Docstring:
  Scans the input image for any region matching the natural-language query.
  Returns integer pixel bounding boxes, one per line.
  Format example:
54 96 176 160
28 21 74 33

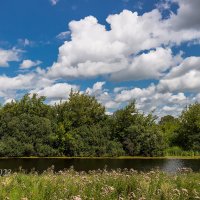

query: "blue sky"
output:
0 0 200 117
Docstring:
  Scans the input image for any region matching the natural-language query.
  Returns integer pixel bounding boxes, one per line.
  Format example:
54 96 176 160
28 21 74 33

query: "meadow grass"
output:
0 167 200 200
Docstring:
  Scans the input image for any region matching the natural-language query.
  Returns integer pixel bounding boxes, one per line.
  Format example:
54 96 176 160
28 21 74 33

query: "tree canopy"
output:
0 92 199 157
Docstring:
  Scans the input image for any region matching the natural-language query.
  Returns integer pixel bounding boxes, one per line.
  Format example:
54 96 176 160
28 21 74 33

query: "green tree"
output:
53 91 108 155
111 101 165 156
63 124 124 157
159 115 179 147
67 90 106 127
0 94 58 156
176 103 200 151
111 101 138 142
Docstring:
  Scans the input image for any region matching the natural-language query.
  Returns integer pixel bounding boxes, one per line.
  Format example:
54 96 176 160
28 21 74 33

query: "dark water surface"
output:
0 158 200 173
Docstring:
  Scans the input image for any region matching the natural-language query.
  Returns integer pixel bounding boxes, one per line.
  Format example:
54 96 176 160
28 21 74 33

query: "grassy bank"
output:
164 147 200 157
0 168 200 200
1 155 200 159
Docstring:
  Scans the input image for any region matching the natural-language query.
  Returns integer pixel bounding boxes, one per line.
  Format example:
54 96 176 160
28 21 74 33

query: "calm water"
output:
0 158 200 173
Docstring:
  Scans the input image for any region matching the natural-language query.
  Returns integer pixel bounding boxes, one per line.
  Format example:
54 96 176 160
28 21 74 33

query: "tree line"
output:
0 91 199 157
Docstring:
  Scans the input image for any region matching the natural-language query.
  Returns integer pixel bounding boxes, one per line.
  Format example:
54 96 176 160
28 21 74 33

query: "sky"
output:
0 0 200 117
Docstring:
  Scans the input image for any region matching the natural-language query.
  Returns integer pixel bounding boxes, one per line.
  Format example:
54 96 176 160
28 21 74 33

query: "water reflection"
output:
0 158 199 173
162 159 183 172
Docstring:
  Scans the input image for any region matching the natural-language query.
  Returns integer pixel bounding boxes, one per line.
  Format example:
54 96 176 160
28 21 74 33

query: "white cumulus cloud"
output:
0 48 21 67
20 59 42 69
158 57 200 92
31 83 79 100
48 4 200 81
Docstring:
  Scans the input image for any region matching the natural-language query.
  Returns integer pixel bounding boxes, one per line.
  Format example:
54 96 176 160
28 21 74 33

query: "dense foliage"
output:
0 91 199 157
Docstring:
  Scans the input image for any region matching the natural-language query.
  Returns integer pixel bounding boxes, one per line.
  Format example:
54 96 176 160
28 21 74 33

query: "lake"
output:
0 158 200 173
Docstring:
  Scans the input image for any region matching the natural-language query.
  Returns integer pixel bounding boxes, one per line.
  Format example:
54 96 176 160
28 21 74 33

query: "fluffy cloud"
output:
0 74 35 91
20 60 42 69
113 87 127 93
42 3 200 116
170 0 200 30
47 3 200 80
115 84 188 117
0 72 53 102
0 48 20 67
86 82 106 95
158 57 200 92
111 48 182 81
84 82 192 117
86 82 120 109
115 85 156 103
1 1 200 118
31 83 79 100
0 74 36 102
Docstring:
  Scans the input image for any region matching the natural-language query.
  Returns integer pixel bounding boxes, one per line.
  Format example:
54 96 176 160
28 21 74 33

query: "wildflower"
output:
181 188 188 195
101 185 115 195
1 177 11 187
181 188 188 193
138 197 146 200
193 189 199 196
128 192 136 199
178 168 192 173
149 170 156 175
173 188 180 196
155 189 161 195
72 195 82 200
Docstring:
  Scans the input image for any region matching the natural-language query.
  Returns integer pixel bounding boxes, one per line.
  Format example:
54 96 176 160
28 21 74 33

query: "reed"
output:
164 146 200 157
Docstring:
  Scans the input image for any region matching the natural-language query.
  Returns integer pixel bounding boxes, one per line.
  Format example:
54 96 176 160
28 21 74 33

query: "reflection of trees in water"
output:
0 158 199 173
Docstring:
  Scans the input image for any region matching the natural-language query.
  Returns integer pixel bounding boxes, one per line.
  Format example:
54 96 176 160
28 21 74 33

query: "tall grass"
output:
164 146 200 157
0 167 200 200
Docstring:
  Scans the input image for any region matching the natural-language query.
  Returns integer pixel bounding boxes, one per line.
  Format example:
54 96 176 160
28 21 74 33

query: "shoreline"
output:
0 156 200 159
